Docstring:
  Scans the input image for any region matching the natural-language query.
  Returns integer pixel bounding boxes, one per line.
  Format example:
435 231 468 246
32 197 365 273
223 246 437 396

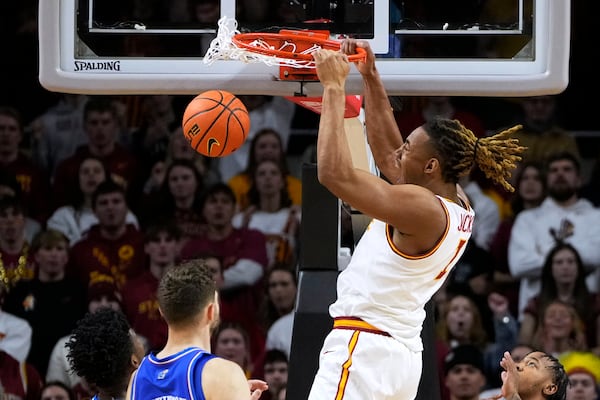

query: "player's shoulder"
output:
202 357 249 398
204 356 242 374
394 183 441 204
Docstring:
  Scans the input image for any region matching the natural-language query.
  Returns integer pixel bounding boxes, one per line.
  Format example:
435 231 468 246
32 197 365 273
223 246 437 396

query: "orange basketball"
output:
182 90 250 157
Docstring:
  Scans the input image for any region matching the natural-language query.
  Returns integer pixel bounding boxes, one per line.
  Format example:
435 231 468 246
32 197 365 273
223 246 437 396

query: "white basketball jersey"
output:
329 195 474 351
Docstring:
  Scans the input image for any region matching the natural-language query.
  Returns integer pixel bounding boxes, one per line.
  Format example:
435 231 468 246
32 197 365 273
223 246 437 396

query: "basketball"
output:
182 90 250 157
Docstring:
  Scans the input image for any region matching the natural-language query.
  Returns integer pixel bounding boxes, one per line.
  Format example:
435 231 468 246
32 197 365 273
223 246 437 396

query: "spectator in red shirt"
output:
0 106 50 223
52 98 139 210
0 196 36 289
68 179 145 289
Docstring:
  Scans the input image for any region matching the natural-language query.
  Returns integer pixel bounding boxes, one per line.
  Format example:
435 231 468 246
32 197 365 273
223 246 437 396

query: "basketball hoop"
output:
204 17 365 118
203 17 366 69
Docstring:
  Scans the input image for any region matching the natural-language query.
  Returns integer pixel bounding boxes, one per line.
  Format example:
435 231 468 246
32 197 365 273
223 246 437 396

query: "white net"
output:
203 17 320 68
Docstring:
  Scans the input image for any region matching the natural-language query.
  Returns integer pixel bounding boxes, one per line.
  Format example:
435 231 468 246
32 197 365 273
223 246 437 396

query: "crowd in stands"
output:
1 5 600 399
2 89 600 399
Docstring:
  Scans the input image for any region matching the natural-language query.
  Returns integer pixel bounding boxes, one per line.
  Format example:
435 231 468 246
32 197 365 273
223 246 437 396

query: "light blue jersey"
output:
130 347 217 400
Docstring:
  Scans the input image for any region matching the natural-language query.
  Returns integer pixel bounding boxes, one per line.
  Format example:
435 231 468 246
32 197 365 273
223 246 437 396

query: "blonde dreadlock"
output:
424 117 526 192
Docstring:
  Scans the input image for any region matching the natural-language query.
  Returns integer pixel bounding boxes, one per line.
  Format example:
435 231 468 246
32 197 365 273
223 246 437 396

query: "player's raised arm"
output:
341 39 404 183
313 50 440 238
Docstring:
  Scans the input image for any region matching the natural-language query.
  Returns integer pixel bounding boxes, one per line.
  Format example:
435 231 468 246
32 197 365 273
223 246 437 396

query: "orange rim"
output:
232 32 367 62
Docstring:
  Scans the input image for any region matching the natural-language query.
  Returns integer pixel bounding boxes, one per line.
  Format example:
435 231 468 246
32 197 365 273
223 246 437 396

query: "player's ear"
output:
131 354 141 368
542 383 558 396
424 158 439 174
206 301 216 322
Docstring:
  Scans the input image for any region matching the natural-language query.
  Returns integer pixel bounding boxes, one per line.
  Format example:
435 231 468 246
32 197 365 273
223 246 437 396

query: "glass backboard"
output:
39 0 570 96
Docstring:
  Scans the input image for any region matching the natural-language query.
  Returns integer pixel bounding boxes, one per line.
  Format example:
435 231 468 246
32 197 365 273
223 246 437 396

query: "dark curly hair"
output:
66 308 134 398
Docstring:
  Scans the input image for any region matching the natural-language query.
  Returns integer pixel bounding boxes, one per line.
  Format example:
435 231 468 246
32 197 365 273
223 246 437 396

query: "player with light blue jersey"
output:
129 347 216 400
67 308 146 400
126 260 266 400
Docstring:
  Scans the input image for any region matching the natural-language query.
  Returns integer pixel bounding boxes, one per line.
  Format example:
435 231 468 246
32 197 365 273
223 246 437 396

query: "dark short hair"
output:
83 97 119 121
143 219 182 243
0 106 23 132
87 274 122 306
92 179 127 209
0 195 26 216
157 259 217 326
264 349 288 365
200 182 236 209
444 344 485 375
546 151 581 174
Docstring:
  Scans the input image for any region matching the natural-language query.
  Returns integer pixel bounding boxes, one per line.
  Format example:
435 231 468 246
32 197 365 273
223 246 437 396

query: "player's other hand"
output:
340 39 376 77
248 379 268 400
499 351 520 400
313 49 350 89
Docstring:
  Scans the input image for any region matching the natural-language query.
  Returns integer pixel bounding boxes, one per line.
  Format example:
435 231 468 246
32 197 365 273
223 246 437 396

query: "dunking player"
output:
307 41 525 400
126 260 267 400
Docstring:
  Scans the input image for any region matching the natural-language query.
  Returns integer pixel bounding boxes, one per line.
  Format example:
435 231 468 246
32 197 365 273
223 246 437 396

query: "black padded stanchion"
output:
286 270 338 400
298 163 339 271
415 299 442 400
286 164 339 400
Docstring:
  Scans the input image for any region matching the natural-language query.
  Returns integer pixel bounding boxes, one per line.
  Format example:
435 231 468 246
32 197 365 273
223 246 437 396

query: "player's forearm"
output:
317 86 355 189
362 72 403 174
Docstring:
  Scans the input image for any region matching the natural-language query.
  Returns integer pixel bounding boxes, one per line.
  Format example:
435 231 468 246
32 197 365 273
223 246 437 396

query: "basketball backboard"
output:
39 0 570 96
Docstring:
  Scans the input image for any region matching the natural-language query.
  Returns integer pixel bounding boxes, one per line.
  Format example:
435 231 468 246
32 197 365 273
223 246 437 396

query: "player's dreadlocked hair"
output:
66 308 134 398
543 353 568 400
424 117 525 192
